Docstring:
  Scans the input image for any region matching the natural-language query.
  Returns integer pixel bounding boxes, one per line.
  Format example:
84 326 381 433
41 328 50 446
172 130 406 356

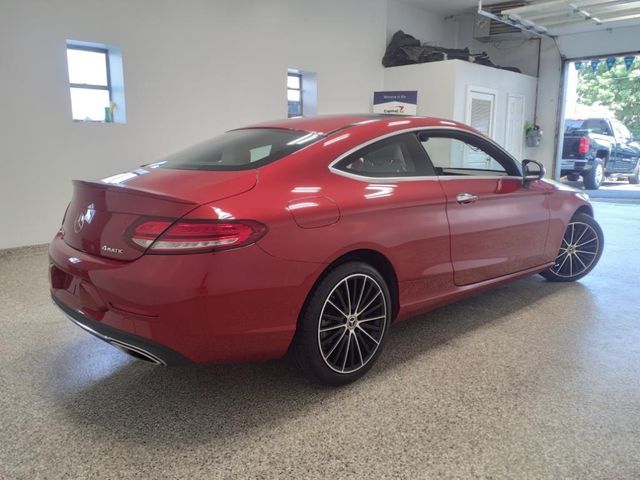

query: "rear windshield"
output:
153 128 322 171
580 119 612 135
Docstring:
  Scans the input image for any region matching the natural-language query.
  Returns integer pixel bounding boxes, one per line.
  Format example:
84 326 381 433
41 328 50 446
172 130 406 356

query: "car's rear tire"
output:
629 162 640 184
540 213 604 282
583 159 605 190
291 261 391 385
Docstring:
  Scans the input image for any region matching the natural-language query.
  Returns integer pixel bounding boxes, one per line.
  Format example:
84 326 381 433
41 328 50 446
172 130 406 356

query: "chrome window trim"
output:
328 126 522 183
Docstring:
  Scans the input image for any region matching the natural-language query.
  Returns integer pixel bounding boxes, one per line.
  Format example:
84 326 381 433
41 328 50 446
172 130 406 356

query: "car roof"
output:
243 114 471 136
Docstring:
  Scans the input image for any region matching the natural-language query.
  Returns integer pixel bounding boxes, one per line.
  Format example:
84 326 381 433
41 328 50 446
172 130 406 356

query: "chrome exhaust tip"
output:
109 339 167 366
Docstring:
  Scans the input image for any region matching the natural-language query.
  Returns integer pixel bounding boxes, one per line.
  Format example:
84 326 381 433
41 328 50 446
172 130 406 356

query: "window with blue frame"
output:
66 41 126 123
287 72 303 117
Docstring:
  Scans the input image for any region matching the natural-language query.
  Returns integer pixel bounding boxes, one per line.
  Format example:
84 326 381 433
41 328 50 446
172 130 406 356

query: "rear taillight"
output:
578 136 590 155
128 219 267 254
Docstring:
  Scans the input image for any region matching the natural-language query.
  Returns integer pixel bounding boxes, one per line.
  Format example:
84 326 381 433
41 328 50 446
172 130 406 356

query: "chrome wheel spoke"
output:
341 334 351 372
344 278 352 316
326 299 348 318
359 315 386 323
576 237 596 248
568 254 574 277
332 285 349 316
325 329 346 358
574 253 588 270
555 252 570 272
356 325 380 346
574 224 588 246
570 223 575 244
356 290 381 317
354 277 367 314
320 324 346 333
353 333 364 367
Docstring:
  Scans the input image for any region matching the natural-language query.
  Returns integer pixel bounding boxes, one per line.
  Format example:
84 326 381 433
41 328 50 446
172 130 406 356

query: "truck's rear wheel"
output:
629 162 639 185
583 159 604 190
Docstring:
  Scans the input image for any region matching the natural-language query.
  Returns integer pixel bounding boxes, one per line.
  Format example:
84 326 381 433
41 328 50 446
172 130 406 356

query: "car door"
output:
611 119 636 173
418 129 551 286
329 132 452 313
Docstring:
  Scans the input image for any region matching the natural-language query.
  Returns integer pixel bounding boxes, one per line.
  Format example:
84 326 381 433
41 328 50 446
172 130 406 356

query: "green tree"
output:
577 59 640 137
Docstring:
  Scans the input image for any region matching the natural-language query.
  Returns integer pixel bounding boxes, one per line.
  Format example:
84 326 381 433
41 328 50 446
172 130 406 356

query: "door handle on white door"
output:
456 193 478 204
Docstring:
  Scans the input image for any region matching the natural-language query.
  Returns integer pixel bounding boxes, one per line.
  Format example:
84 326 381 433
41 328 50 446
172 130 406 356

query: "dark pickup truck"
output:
561 117 640 189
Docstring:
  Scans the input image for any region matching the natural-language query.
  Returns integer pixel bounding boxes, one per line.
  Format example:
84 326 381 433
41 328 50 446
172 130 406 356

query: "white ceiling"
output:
401 0 503 15
402 0 640 35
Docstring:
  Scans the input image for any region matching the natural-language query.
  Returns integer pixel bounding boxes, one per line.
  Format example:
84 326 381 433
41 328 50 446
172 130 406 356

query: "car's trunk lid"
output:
61 168 257 261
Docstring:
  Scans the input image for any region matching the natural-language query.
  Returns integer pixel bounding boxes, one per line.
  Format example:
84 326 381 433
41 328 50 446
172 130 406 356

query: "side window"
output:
336 133 434 177
418 131 519 177
611 119 630 142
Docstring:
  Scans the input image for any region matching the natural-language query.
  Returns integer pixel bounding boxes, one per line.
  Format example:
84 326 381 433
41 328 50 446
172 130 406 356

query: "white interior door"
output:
505 94 525 160
464 87 497 170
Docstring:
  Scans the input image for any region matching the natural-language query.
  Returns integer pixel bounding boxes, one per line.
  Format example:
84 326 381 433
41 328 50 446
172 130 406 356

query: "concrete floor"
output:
1 201 639 479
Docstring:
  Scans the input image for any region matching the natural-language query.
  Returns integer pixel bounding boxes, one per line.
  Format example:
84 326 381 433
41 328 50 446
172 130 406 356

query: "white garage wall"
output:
386 0 455 46
1 0 392 249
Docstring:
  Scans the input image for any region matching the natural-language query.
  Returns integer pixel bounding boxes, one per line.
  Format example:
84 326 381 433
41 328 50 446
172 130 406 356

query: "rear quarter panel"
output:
187 130 453 317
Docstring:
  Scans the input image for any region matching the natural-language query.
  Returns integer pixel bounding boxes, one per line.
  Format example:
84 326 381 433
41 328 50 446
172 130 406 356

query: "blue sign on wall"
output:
373 91 418 115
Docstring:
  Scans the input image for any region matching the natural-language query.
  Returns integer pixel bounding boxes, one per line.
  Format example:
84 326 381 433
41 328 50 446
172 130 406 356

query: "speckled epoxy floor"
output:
1 201 639 479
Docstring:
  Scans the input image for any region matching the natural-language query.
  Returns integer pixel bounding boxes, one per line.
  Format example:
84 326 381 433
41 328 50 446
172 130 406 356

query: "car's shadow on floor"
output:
52 275 588 447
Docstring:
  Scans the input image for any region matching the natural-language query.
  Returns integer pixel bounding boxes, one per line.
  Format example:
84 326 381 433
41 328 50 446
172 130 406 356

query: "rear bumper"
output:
52 294 189 365
560 159 590 173
49 232 322 364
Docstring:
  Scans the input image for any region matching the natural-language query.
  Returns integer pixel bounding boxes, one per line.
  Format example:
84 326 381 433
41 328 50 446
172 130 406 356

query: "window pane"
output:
339 134 432 177
67 49 108 85
287 89 301 102
288 101 302 117
421 137 506 175
287 75 300 89
249 145 272 162
156 129 321 171
70 87 110 121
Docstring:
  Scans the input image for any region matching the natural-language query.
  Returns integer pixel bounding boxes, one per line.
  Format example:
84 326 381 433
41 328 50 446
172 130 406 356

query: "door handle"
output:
456 193 478 204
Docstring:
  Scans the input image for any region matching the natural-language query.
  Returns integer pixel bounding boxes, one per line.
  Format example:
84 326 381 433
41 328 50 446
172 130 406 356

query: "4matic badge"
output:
101 245 124 255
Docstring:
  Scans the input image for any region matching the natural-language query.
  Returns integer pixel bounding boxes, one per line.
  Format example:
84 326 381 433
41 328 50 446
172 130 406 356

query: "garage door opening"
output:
558 53 640 193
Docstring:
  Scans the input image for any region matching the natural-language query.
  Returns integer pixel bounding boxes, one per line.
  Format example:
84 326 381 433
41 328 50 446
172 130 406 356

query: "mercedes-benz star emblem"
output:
73 203 96 234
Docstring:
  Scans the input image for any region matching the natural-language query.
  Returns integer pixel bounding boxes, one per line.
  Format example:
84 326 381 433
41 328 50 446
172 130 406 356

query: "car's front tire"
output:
291 262 391 385
540 213 604 282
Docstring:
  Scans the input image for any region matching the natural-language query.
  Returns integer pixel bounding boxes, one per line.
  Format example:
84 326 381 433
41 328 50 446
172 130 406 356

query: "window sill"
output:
72 119 124 124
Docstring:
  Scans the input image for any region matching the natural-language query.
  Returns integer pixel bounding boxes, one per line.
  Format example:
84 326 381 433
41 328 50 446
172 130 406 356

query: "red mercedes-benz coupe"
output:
49 114 604 384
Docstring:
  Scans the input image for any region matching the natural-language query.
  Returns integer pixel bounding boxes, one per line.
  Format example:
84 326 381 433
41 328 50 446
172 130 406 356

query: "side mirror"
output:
522 159 545 185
